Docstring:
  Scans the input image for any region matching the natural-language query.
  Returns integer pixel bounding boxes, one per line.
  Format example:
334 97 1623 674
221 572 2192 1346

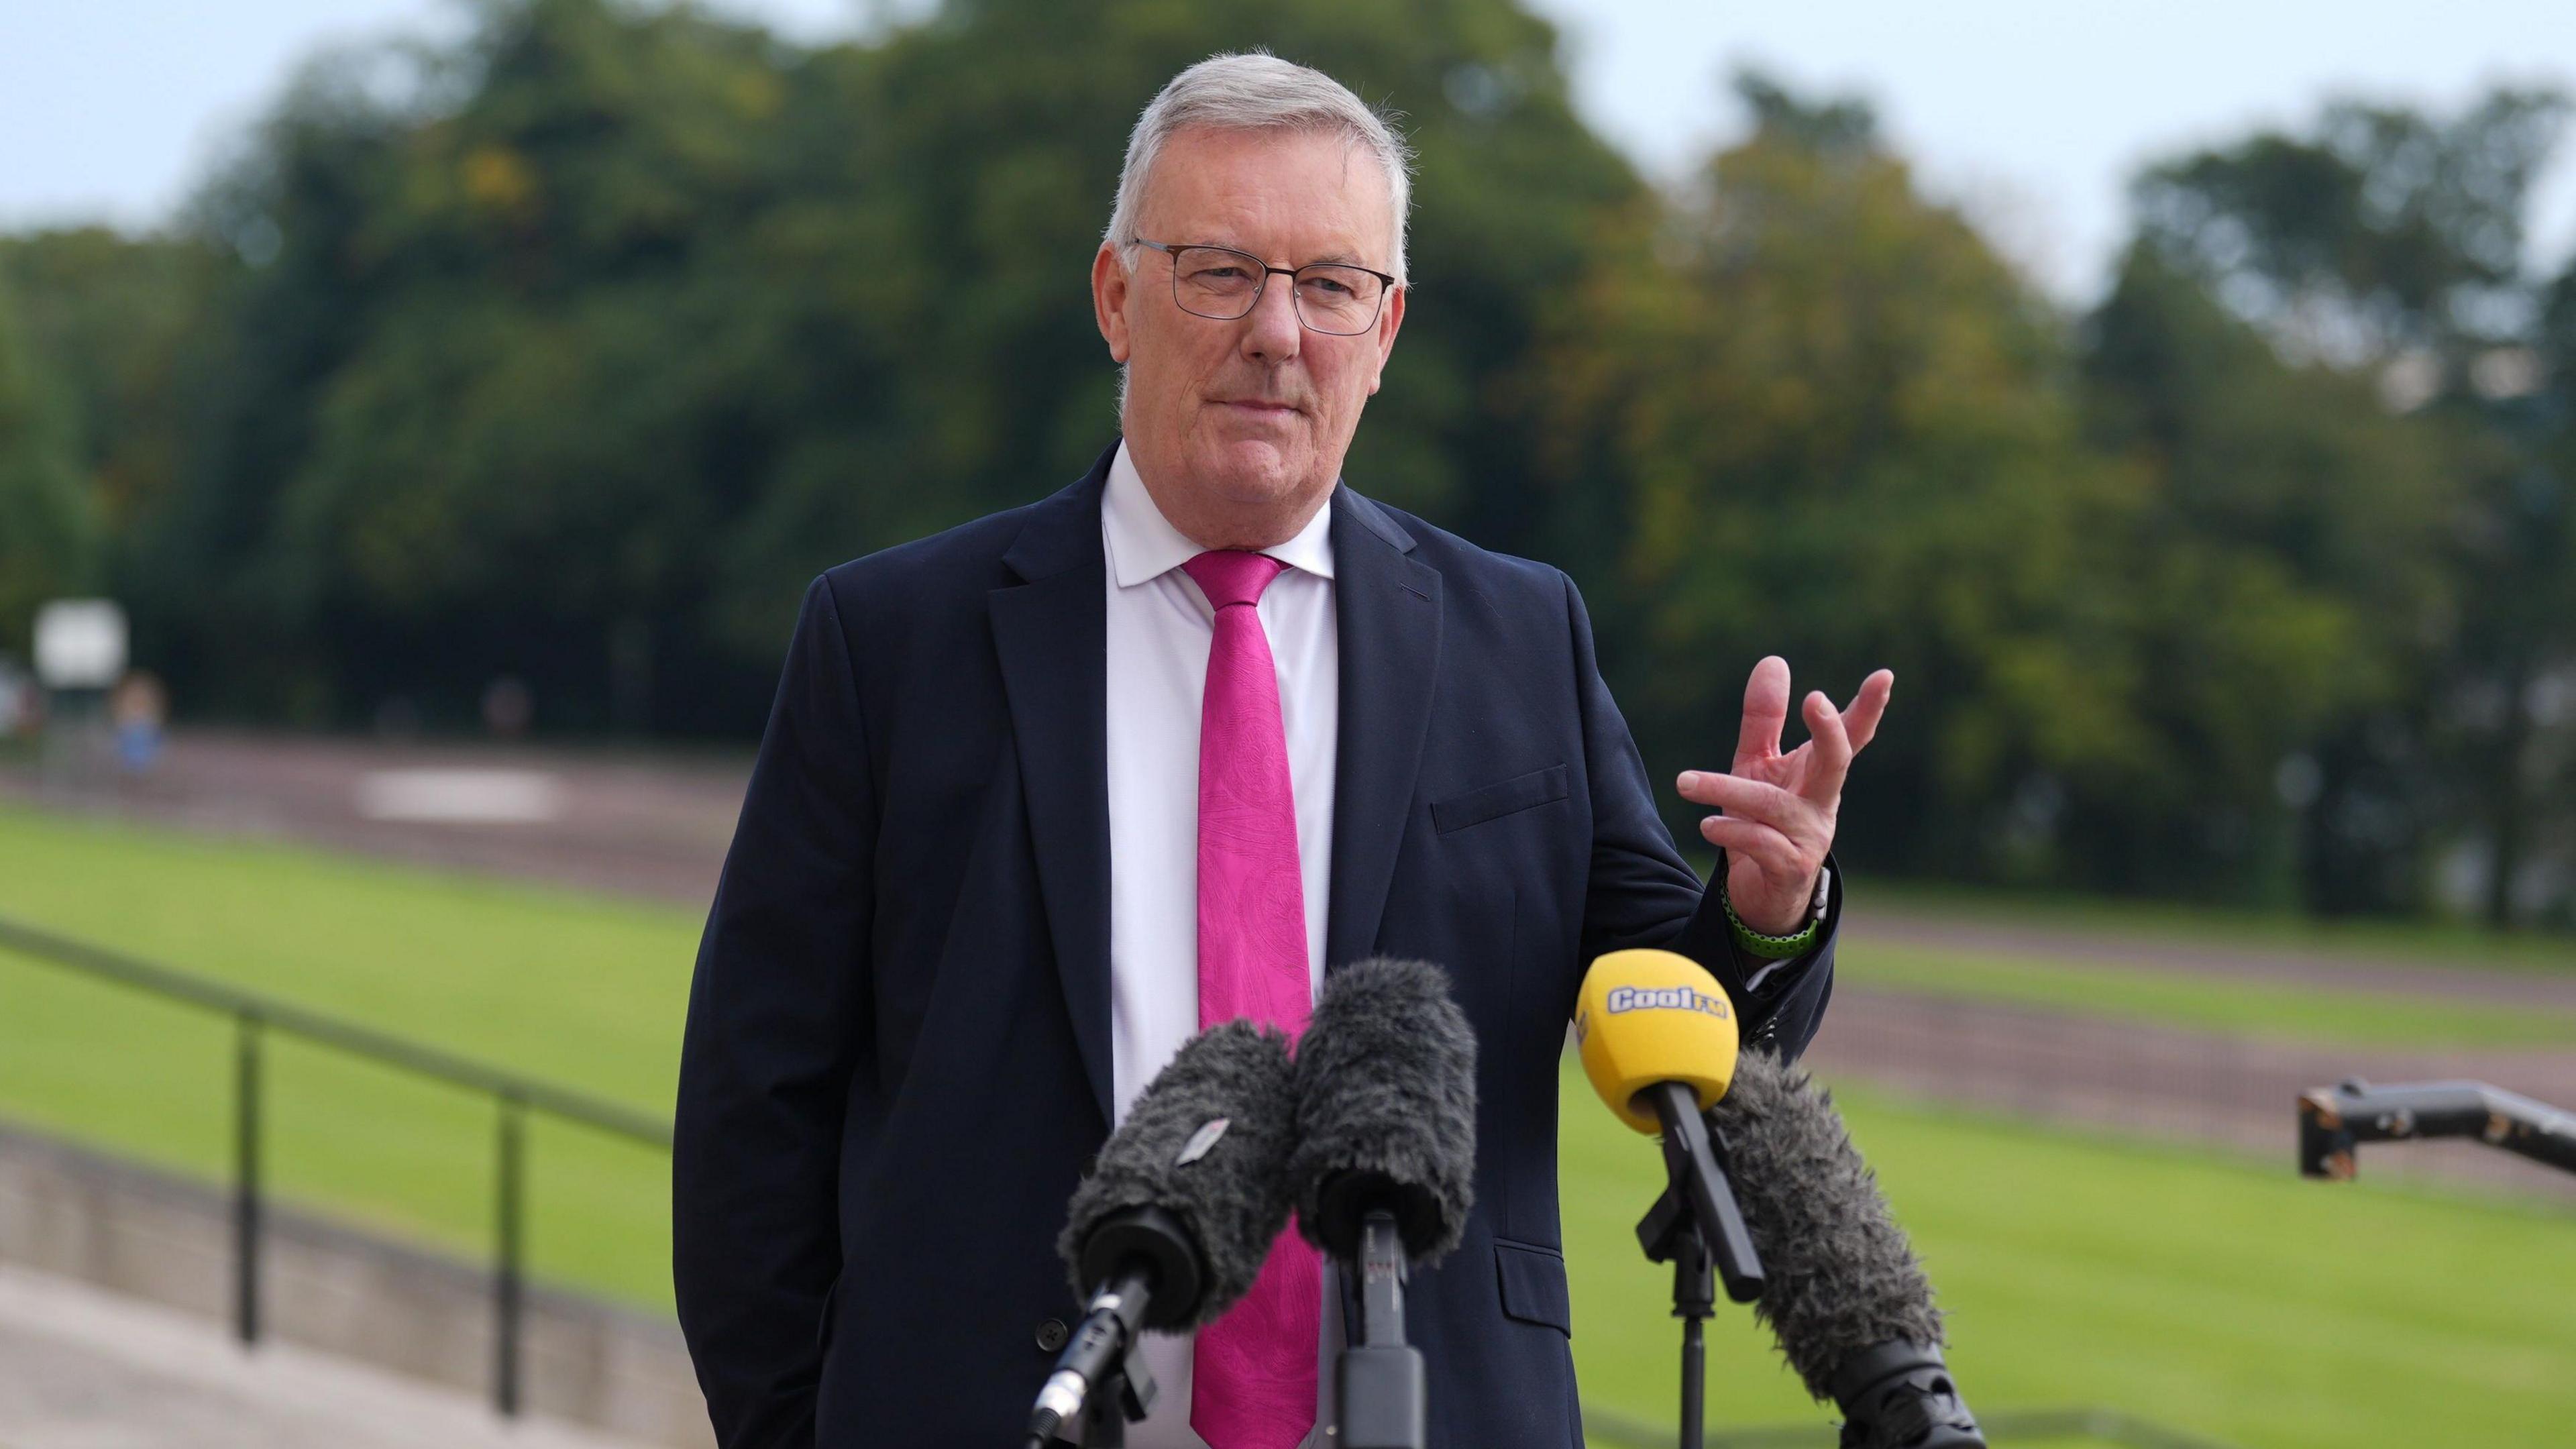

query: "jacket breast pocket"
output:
1432 765 1569 835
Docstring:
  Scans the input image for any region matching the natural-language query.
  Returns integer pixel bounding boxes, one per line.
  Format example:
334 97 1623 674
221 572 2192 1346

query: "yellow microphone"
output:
1574 949 1764 1303
1575 948 1741 1132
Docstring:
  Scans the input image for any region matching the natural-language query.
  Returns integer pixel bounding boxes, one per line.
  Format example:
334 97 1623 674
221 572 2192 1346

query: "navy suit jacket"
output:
672 443 1839 1447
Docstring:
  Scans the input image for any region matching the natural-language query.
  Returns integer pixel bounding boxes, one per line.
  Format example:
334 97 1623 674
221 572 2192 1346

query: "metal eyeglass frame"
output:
1130 237 1399 336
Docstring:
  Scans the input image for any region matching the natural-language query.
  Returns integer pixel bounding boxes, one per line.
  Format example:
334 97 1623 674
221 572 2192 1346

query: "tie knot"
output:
1182 549 1287 610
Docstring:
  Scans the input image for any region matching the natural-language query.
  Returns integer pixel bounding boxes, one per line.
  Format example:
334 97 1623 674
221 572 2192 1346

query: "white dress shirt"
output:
1102 440 1340 1448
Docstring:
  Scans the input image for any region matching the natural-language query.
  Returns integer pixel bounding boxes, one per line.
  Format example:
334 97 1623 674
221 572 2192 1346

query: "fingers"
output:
1733 655 1790 773
1698 812 1801 867
1800 689 1854 806
1841 668 1894 752
1676 768 1806 827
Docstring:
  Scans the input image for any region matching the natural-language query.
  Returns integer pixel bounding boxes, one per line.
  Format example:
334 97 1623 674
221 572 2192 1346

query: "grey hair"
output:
1106 52 1414 286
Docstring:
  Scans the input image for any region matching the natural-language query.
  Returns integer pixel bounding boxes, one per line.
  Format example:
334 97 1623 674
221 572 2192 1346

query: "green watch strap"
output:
1721 869 1825 961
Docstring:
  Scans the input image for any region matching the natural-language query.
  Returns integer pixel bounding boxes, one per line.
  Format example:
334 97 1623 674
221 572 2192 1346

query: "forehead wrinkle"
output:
1144 129 1391 273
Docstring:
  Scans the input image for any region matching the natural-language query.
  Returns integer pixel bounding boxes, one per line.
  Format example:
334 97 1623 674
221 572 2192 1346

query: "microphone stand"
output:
1635 1082 1764 1449
1336 1208 1427 1449
1028 1265 1160 1448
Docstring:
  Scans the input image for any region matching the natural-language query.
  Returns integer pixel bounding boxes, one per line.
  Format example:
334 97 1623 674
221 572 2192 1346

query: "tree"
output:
1 228 235 678
2081 244 2455 910
2123 86 2575 922
0 267 96 648
129 0 1647 733
1543 75 2140 885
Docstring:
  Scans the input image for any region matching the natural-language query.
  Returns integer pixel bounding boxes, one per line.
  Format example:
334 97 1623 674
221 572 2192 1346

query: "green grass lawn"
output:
1857 876 2576 977
0 802 700 1300
5 801 2575 1446
1833 941 2576 1048
1560 1059 2576 1448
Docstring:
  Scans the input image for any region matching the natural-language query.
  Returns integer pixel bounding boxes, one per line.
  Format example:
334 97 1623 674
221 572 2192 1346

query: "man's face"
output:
1092 126 1406 541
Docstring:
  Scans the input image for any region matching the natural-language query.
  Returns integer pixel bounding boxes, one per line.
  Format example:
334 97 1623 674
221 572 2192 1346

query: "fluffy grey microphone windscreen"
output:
1707 1049 1945 1401
1057 1020 1299 1330
1287 957 1478 1264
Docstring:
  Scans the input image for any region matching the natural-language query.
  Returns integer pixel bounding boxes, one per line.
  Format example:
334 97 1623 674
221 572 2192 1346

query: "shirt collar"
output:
1103 438 1337 589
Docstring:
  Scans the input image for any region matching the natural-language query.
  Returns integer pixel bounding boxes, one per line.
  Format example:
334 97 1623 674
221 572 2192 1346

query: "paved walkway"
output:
0 1264 657 1449
3 729 747 908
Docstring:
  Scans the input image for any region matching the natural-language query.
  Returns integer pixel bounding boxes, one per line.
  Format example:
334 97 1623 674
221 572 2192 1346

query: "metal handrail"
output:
1 910 2255 1447
0 912 672 1417
0 917 671 1145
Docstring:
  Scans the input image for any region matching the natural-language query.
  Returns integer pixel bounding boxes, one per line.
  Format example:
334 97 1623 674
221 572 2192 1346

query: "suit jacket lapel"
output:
987 456 1442 1120
1326 486 1443 975
990 447 1117 1126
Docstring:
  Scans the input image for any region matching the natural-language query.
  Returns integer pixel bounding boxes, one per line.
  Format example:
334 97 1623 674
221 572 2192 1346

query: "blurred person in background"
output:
109 670 165 772
674 51 1892 1449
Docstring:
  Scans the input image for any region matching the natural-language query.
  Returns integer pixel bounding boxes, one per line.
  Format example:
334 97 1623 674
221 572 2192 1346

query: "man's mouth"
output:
1216 397 1301 417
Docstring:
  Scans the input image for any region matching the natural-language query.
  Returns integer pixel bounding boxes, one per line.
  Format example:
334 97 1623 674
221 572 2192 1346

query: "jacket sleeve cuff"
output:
1680 851 1842 1006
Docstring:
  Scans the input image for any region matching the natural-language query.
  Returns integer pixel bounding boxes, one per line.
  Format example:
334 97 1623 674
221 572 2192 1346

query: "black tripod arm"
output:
2301 1079 2576 1180
1642 1081 1764 1303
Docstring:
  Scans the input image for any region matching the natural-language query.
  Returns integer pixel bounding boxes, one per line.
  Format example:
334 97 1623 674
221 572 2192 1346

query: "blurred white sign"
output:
356 769 566 824
33 600 128 689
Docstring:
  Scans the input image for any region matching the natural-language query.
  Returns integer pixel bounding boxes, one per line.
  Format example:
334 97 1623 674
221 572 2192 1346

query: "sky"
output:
5 0 2574 304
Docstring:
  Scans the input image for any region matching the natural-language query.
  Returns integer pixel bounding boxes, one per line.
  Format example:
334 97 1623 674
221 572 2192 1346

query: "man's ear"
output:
1365 284 1407 396
1092 244 1133 363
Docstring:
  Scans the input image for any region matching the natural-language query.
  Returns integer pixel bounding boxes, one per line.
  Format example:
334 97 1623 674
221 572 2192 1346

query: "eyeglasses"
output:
1131 238 1397 337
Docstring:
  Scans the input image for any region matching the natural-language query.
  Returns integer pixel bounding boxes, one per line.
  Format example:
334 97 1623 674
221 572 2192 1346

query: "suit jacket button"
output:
1036 1318 1070 1352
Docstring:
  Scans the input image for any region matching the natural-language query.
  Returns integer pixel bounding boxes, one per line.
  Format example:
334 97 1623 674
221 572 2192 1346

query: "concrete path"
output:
0 1263 659 1449
3 729 747 908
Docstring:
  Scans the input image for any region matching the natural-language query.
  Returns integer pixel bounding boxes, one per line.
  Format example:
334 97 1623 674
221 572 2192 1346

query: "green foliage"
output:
2116 86 2576 921
1537 76 2385 896
116 0 1640 732
2079 246 2458 906
0 229 229 535
2131 89 2569 364
1541 79 2131 879
0 268 98 645
4 0 2571 916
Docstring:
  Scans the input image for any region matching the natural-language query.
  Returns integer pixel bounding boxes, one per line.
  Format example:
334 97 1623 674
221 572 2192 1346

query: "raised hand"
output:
1675 656 1893 937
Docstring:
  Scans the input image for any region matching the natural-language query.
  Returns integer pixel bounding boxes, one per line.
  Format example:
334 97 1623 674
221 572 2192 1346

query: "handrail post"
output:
233 1010 263 1346
494 1091 526 1417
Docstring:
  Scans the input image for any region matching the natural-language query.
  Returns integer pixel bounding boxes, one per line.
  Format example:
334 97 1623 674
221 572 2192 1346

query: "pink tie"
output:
1181 549 1320 1449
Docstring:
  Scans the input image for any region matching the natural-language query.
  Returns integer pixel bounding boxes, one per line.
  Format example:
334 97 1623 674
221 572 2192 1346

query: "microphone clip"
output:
1030 1203 1200 1448
1028 1273 1159 1446
1633 1081 1764 1305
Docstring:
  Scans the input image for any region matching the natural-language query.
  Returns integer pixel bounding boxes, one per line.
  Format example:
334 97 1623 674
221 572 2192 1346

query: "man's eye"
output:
1193 265 1251 282
1305 276 1356 298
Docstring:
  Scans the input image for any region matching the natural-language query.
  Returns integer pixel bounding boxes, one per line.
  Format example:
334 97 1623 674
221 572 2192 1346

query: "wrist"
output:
1721 866 1827 960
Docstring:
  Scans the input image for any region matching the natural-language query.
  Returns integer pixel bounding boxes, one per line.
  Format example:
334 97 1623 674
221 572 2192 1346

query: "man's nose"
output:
1238 272 1304 362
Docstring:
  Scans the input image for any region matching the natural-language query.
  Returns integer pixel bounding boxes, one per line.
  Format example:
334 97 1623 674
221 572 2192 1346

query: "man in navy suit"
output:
673 52 1893 1449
